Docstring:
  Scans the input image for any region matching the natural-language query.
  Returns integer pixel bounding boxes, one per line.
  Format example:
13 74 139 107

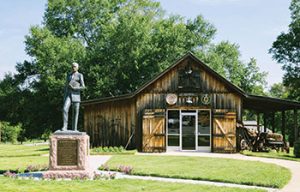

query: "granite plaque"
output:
57 140 78 166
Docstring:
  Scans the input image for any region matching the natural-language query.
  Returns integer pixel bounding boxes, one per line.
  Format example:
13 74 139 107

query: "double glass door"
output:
167 110 211 151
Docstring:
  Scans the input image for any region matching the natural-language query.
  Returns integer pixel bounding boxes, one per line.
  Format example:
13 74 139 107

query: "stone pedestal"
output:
43 131 92 179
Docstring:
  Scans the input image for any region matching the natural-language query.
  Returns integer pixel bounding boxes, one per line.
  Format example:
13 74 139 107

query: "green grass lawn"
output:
0 143 49 173
0 177 266 192
0 144 49 157
241 148 300 162
0 143 290 191
0 156 48 172
105 155 291 188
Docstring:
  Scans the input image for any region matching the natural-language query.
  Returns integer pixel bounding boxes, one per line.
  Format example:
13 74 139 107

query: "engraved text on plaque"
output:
57 140 78 166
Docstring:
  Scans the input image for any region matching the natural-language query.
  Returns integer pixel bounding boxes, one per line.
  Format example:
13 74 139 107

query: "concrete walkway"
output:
88 153 300 192
88 155 111 171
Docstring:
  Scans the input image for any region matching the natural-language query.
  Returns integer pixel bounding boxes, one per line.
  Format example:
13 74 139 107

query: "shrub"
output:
113 146 119 152
99 164 110 171
108 146 114 152
17 128 27 144
91 146 131 154
118 146 125 152
41 129 52 142
94 147 103 153
0 121 22 144
3 171 17 178
103 146 109 152
93 172 116 180
25 164 48 172
118 165 133 175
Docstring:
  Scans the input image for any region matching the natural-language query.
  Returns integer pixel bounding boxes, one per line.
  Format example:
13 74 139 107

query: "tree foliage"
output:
0 0 267 138
269 83 289 99
269 0 300 101
198 41 267 95
0 121 22 144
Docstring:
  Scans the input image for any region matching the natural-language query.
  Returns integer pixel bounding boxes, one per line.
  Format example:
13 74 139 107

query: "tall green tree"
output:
0 0 267 138
197 41 267 95
269 83 289 99
268 83 295 144
2 0 217 136
240 58 267 95
41 0 217 97
269 0 300 101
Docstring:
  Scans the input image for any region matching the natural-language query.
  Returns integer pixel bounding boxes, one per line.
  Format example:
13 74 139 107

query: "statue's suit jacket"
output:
64 72 85 102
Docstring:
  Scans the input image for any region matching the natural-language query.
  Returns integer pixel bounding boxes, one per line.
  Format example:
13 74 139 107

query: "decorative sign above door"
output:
166 94 178 105
200 94 211 105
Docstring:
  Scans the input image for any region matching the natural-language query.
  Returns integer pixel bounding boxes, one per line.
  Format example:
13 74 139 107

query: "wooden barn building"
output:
82 53 300 153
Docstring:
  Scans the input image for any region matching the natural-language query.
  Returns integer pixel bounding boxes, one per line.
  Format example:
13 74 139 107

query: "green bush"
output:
103 146 109 152
294 139 300 158
92 146 128 154
108 146 114 152
17 128 27 144
41 129 52 142
0 122 22 144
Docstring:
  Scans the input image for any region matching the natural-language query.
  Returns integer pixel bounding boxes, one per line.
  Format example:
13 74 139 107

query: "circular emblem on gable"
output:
201 94 211 105
166 94 178 105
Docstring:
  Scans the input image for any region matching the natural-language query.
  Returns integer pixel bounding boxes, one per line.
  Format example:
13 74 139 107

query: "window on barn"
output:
177 62 201 92
167 110 180 146
198 110 211 146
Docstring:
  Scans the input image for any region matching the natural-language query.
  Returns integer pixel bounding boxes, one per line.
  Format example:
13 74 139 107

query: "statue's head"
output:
72 62 79 72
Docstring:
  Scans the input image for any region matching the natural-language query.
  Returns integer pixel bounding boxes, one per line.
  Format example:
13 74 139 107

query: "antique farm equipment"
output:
237 122 289 153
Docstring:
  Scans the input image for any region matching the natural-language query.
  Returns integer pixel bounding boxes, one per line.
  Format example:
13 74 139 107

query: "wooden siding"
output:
83 99 136 148
135 59 241 152
143 60 229 93
136 59 242 120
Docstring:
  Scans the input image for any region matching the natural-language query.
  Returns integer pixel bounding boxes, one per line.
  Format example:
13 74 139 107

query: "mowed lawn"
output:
0 144 49 157
0 144 265 192
241 148 300 162
105 155 291 188
0 177 266 192
0 143 289 191
0 156 48 172
0 144 49 172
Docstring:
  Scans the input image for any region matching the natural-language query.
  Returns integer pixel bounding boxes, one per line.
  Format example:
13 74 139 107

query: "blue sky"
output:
0 0 291 87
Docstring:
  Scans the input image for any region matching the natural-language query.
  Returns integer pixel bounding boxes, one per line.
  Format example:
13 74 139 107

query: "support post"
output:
272 112 275 133
263 112 267 132
294 109 298 142
282 111 286 142
257 112 260 133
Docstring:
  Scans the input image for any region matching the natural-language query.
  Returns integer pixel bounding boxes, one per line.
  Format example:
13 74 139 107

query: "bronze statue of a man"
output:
62 62 85 131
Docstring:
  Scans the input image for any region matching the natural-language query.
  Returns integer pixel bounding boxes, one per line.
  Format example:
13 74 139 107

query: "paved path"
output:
88 155 111 172
88 153 300 192
24 142 49 146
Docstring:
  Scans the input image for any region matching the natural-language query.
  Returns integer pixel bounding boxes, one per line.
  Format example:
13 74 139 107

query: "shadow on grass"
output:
0 169 21 174
36 148 49 152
